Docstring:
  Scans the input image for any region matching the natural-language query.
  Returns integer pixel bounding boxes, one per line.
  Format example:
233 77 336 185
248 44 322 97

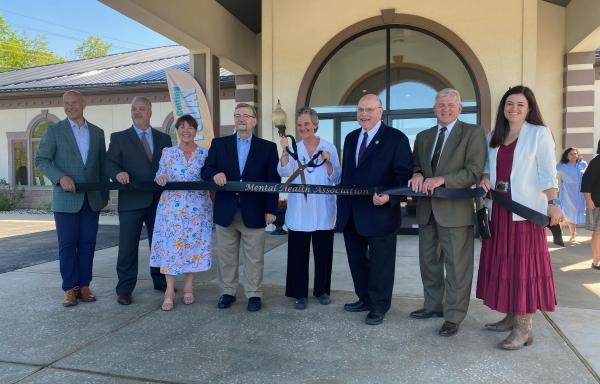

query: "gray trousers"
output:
419 214 474 324
215 210 266 298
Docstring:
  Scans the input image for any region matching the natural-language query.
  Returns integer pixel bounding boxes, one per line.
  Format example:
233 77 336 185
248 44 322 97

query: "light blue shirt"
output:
355 120 382 165
430 119 457 160
68 118 90 165
133 126 153 154
237 132 252 175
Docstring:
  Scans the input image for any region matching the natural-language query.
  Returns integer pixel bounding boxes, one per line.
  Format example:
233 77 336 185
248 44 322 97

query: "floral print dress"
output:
150 145 212 275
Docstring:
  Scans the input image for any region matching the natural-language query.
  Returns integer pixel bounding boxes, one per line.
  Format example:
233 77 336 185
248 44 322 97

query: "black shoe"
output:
343 300 370 312
316 293 331 305
439 321 459 336
117 293 132 305
217 294 236 309
294 297 307 310
592 263 600 270
409 308 443 319
247 297 262 312
365 311 385 325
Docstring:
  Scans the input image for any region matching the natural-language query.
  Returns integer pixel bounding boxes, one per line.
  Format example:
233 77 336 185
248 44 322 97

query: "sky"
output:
0 0 175 60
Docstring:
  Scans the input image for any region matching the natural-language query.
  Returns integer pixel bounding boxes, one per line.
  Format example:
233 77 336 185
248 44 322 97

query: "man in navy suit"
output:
202 103 279 312
104 96 172 305
337 94 413 325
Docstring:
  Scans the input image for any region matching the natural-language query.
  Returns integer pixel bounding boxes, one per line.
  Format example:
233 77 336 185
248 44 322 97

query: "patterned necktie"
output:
140 131 153 161
358 131 368 163
431 126 447 174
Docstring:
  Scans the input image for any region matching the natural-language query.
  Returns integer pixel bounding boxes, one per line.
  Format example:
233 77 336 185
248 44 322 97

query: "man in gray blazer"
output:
35 90 109 307
104 96 172 305
408 88 487 336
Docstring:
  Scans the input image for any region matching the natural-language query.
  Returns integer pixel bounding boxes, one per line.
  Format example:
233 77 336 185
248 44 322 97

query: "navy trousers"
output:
54 195 100 291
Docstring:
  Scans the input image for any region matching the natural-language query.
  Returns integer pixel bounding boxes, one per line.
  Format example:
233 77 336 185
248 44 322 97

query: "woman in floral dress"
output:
150 114 212 311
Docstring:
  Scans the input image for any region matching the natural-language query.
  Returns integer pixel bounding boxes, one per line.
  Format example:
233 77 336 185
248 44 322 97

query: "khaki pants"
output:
215 210 266 298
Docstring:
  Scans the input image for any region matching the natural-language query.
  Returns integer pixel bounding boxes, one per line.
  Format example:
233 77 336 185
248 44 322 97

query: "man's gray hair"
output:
296 106 319 126
235 102 257 117
435 88 462 105
132 96 152 109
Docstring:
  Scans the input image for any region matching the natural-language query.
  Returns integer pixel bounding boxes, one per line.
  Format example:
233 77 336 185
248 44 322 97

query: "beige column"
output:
564 51 596 161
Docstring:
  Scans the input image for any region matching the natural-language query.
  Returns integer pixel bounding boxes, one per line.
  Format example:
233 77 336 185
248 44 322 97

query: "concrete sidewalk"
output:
0 214 599 383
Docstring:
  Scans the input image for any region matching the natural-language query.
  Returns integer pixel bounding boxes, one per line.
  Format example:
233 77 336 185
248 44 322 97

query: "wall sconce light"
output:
272 99 288 137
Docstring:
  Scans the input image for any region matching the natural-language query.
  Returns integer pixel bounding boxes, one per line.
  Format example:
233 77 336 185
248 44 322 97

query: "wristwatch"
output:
547 199 561 206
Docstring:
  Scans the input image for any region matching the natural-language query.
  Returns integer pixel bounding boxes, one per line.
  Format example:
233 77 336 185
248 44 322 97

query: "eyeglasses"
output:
234 114 256 120
357 107 382 114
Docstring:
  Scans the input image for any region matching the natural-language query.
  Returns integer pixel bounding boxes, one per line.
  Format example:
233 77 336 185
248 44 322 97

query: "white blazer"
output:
484 121 558 221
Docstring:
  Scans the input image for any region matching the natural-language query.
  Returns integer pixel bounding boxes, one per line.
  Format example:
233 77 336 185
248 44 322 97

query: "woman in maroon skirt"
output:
477 86 563 350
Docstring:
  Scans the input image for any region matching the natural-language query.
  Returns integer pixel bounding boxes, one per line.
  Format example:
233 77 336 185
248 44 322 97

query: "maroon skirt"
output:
476 199 557 314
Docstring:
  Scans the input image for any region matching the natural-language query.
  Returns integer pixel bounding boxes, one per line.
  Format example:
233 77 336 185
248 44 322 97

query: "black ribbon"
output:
489 189 564 246
75 180 486 199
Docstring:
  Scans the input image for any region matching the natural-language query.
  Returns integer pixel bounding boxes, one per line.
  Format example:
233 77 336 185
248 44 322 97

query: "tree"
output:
0 16 64 72
74 36 112 59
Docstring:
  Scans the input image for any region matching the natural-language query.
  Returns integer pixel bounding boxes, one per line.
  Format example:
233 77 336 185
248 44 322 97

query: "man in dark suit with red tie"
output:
104 96 172 305
337 94 413 325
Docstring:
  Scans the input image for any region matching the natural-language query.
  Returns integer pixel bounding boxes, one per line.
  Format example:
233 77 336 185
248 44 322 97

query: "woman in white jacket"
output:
477 86 563 350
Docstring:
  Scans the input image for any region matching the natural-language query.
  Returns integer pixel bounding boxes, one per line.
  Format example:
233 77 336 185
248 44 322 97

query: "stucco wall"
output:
536 1 566 156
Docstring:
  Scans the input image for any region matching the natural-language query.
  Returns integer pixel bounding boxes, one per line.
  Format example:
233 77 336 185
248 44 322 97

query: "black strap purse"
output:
476 198 491 239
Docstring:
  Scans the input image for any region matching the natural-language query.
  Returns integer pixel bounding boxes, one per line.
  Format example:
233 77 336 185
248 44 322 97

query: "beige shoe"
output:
161 293 175 311
63 288 78 307
78 286 97 302
484 314 514 332
498 314 533 350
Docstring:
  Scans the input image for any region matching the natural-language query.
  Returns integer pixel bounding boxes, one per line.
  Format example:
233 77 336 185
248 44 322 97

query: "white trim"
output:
566 127 593 133
566 106 595 112
566 85 595 91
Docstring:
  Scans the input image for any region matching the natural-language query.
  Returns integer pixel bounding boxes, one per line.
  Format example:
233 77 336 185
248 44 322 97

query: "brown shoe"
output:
63 288 78 307
484 314 514 332
78 287 97 302
499 314 533 350
117 293 132 305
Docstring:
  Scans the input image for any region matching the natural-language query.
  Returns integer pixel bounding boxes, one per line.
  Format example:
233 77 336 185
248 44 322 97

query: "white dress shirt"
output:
277 138 341 231
355 121 382 165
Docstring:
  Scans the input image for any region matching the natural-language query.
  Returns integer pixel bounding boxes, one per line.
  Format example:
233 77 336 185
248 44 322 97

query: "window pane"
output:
382 82 438 110
31 140 52 186
317 118 334 147
310 30 387 113
459 113 477 124
31 120 53 138
390 118 438 148
12 140 27 186
389 28 477 108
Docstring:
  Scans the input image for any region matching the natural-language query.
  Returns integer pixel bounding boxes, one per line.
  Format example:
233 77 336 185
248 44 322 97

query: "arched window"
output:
161 112 178 145
30 118 56 186
307 26 479 150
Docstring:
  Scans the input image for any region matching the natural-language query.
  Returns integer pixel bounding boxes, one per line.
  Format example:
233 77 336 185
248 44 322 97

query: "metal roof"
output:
0 46 234 93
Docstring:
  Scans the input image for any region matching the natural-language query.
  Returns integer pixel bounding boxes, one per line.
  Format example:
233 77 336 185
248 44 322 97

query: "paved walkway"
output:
0 213 598 384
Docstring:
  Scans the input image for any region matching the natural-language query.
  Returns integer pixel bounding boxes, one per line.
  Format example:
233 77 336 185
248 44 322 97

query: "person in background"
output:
478 86 562 350
150 114 213 311
278 107 341 310
581 140 600 270
556 147 587 243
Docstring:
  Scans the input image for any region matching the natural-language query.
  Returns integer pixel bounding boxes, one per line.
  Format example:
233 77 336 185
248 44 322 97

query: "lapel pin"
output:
375 140 379 145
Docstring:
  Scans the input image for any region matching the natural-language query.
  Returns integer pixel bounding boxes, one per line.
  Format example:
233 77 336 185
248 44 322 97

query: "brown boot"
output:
78 287 97 302
499 314 533 350
485 314 515 332
63 288 78 307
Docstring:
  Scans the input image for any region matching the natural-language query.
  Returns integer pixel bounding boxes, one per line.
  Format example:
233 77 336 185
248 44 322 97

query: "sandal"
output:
161 293 175 311
183 290 195 305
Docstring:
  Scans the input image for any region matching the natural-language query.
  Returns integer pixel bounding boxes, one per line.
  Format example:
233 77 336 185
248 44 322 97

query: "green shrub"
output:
0 178 24 211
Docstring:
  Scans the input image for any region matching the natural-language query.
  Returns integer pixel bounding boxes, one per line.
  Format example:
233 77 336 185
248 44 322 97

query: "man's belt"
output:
489 189 564 246
76 181 485 199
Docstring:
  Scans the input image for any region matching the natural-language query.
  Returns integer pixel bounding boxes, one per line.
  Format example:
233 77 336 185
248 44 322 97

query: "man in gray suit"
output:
36 90 108 307
408 88 486 336
104 96 172 305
